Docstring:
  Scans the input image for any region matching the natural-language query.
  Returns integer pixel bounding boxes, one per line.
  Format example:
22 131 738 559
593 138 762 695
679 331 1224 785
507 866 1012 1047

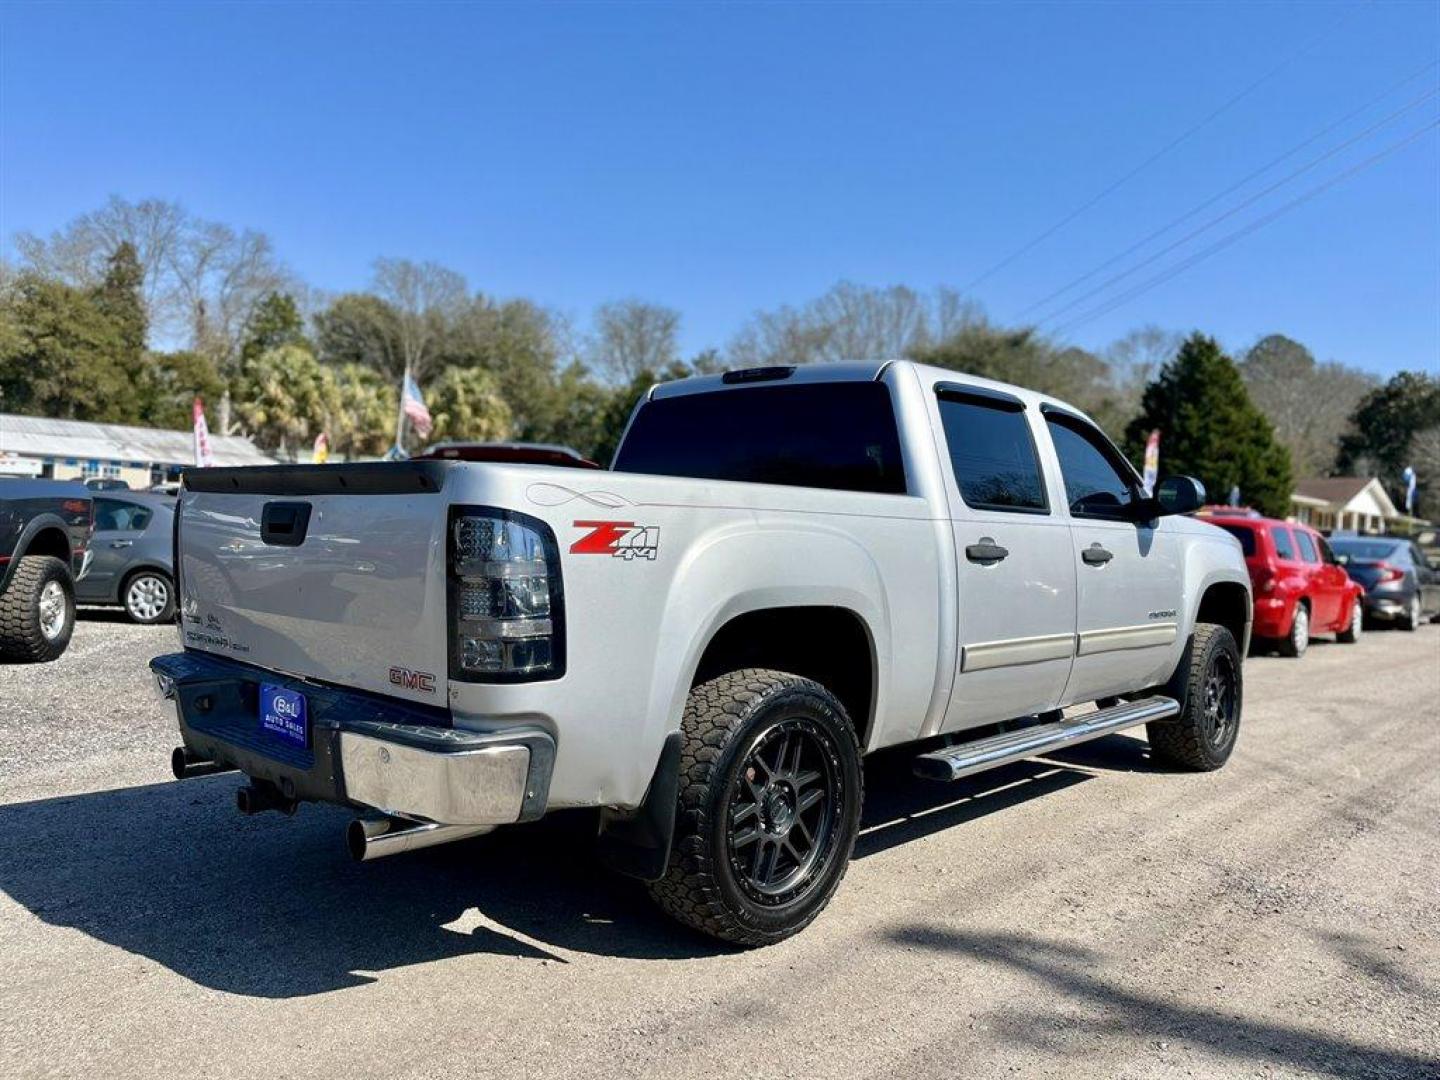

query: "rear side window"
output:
1271 527 1296 560
1295 530 1319 563
1217 524 1256 556
613 382 907 494
94 499 153 533
936 395 1047 513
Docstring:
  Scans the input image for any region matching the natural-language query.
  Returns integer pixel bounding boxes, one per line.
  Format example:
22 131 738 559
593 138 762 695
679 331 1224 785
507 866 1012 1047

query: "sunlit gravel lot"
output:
1 612 1437 1079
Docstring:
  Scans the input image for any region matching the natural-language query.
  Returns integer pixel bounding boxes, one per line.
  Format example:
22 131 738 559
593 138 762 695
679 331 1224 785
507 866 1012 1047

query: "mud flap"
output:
594 731 683 882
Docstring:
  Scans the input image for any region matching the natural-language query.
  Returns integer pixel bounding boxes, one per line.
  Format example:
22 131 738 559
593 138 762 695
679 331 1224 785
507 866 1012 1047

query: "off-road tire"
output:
0 555 76 663
648 668 863 947
1146 623 1242 771
1336 598 1363 644
1277 600 1309 658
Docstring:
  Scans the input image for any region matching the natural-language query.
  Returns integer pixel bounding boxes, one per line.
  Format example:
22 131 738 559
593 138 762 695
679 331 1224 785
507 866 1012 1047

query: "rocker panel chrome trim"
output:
1076 622 1178 656
961 632 1076 672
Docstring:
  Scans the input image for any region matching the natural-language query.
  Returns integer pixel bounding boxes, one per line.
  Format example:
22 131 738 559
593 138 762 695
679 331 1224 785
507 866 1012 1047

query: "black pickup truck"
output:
0 479 93 661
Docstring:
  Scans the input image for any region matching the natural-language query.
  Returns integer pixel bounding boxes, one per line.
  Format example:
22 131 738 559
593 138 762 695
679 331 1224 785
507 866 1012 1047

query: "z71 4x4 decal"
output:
570 520 660 560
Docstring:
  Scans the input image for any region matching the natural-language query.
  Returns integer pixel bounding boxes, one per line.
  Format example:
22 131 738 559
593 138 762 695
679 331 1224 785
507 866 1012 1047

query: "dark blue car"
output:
1329 535 1439 631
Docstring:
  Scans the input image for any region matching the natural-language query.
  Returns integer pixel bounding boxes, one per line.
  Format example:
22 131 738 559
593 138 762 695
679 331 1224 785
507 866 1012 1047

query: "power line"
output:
1015 59 1440 321
1030 83 1439 327
960 6 1357 293
1049 118 1440 338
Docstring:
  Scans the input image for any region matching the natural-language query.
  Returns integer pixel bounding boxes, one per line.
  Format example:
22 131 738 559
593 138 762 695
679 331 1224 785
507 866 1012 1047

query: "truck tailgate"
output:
177 463 450 706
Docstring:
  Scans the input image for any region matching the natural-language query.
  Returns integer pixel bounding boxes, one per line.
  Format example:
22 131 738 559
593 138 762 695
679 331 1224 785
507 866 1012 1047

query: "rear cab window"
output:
613 381 907 494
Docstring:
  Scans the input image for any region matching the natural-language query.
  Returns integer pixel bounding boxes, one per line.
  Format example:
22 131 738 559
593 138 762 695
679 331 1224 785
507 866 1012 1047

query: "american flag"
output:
401 372 432 438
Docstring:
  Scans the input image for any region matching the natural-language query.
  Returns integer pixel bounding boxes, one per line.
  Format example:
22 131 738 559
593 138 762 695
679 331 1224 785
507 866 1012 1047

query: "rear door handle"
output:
965 538 1009 564
1082 544 1113 566
110 540 134 549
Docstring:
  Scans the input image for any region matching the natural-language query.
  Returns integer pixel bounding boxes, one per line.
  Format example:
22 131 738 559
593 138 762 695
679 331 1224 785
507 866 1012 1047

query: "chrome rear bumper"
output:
151 651 554 828
340 730 535 826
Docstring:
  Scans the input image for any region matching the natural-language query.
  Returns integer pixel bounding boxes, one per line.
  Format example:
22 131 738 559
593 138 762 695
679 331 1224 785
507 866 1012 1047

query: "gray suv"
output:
76 493 176 624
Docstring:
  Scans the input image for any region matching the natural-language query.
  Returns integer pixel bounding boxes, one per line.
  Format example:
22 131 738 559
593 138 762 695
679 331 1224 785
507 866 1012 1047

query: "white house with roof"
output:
0 413 274 488
1289 476 1402 534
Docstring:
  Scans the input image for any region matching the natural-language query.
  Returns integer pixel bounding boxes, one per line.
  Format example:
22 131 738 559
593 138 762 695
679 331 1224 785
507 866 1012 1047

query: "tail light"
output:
1376 563 1404 583
448 507 565 682
1255 570 1276 594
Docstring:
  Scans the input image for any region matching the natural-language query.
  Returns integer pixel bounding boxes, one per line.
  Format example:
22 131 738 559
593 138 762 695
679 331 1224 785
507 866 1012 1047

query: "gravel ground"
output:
1 612 1437 1079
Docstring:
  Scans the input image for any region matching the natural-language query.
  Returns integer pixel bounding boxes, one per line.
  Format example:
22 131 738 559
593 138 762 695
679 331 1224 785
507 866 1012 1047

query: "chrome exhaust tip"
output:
170 746 236 780
346 817 492 862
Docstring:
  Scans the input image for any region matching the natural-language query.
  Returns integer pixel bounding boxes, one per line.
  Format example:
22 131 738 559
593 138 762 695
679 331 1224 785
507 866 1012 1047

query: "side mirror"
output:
1335 552 1351 567
1153 475 1205 517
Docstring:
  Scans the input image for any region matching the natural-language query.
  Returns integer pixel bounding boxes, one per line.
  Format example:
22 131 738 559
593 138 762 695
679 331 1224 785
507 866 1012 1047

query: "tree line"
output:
1 196 1435 518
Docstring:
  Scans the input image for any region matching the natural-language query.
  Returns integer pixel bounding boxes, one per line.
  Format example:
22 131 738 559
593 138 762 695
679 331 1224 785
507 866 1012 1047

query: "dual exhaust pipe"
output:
171 745 489 862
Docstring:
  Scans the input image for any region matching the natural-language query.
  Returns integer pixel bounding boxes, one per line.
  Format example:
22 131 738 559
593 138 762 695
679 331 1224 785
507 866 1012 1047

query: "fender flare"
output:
1 514 75 595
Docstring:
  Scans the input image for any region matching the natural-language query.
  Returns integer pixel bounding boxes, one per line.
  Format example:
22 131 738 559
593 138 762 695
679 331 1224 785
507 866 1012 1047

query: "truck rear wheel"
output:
649 668 863 947
1146 623 1242 771
0 555 76 663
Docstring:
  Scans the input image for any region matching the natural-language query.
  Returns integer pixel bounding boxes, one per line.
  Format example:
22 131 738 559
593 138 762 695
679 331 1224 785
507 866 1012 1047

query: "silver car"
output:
75 492 176 624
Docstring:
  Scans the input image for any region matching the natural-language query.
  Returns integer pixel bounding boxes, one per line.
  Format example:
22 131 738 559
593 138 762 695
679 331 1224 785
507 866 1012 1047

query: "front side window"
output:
1271 526 1297 560
1295 530 1319 564
936 395 1047 513
1045 417 1140 520
613 382 907 495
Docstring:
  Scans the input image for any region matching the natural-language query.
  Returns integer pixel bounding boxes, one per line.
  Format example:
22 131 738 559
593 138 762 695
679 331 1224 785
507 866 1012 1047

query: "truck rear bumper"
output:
150 651 554 827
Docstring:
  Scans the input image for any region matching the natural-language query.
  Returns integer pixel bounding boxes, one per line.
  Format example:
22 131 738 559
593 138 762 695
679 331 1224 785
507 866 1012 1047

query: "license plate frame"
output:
259 683 309 749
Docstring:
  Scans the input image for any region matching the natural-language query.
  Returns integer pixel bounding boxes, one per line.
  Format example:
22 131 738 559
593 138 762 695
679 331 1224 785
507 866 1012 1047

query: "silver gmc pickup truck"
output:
153 360 1251 945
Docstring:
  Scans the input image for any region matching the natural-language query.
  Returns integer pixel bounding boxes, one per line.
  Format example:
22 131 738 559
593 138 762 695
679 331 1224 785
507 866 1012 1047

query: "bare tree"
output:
1240 334 1376 477
370 257 468 382
590 299 680 383
13 195 290 371
172 223 290 374
728 282 979 367
16 196 188 334
1411 426 1440 518
1103 325 1182 424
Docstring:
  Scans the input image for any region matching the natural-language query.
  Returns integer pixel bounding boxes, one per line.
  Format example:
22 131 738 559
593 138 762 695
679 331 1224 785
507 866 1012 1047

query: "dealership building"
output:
0 412 274 487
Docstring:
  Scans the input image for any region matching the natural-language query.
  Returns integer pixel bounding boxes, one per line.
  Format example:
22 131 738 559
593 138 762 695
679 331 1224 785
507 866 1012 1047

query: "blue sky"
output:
1 1 1436 375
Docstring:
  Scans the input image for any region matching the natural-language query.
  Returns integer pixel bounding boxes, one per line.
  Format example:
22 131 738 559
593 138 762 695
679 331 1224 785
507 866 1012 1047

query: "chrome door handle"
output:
1082 544 1113 566
965 538 1009 564
110 540 134 548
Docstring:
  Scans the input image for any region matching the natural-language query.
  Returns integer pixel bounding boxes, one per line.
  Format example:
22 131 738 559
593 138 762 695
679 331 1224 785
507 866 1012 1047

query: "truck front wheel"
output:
1146 622 1242 771
649 668 863 947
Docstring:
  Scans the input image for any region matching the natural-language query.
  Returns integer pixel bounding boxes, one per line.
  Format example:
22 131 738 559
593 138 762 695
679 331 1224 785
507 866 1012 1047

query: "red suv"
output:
1204 511 1363 657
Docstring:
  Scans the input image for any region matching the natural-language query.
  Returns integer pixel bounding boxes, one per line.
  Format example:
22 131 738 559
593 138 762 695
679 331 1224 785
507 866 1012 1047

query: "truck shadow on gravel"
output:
883 926 1436 1080
0 754 1111 998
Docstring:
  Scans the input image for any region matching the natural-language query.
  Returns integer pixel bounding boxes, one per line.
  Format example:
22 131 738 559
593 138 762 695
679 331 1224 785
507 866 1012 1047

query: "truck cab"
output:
153 361 1251 945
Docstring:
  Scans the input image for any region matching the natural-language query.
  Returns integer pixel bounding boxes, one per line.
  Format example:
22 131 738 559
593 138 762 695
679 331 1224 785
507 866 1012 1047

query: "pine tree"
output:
240 292 307 368
92 242 147 361
1124 333 1293 517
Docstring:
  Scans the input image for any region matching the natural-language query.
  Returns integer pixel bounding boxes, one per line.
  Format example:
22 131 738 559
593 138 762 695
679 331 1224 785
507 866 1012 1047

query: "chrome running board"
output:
913 695 1180 781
